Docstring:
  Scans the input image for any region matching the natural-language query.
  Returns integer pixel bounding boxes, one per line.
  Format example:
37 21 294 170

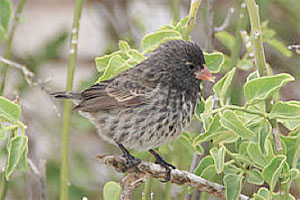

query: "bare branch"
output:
0 56 61 117
97 155 250 200
214 7 235 32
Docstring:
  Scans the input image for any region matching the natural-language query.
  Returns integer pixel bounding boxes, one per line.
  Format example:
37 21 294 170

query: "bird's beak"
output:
194 64 215 82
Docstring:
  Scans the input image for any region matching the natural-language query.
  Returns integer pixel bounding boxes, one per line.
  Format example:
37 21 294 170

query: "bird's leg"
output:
149 149 176 182
117 143 141 173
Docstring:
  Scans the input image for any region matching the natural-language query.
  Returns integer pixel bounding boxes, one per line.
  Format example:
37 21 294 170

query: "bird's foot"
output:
117 143 141 173
149 149 176 182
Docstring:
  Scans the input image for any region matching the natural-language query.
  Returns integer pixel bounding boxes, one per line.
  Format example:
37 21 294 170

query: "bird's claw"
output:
149 149 176 182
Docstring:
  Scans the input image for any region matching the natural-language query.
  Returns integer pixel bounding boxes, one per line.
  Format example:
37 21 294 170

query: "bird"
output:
52 40 214 181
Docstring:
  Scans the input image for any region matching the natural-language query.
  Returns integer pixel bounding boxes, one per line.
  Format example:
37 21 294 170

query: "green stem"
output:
246 0 266 76
230 1 247 68
212 105 266 117
246 1 287 199
0 0 27 96
171 0 179 25
164 182 172 200
59 0 83 200
183 0 202 40
142 177 152 200
0 173 8 200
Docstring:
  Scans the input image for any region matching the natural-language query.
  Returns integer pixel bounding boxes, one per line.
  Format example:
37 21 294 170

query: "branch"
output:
214 7 235 32
97 155 250 200
0 56 61 117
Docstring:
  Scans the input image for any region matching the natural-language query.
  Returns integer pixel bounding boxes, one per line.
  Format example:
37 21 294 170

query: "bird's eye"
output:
187 64 195 70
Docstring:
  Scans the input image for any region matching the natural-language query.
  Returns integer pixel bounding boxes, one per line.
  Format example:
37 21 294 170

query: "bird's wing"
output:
73 78 156 112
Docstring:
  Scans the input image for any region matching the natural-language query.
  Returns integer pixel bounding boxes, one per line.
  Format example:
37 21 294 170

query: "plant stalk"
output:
0 0 27 96
59 0 83 200
246 0 287 199
183 0 202 40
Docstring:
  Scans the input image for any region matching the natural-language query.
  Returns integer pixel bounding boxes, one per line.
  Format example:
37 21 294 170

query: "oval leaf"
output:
103 181 121 200
142 30 182 53
213 67 236 105
220 110 255 142
244 73 294 104
0 96 21 122
210 147 225 174
247 169 264 185
204 52 224 73
269 101 300 119
224 174 243 200
262 155 286 192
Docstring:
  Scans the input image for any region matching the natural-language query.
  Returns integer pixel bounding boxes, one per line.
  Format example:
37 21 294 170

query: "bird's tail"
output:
50 91 82 100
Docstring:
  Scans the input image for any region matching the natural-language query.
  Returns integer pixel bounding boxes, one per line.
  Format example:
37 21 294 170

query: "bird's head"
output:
151 40 214 91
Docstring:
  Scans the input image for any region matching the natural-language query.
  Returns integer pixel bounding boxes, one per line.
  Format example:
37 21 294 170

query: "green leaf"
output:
97 55 126 82
289 168 299 180
15 144 28 172
272 192 296 200
0 127 7 140
128 49 145 63
269 101 300 119
244 73 294 104
0 96 21 122
194 155 214 176
247 142 274 169
204 52 224 73
279 118 300 131
237 58 254 71
220 110 255 141
266 38 292 57
194 114 226 145
223 164 242 174
142 30 182 53
179 132 203 155
103 181 121 200
247 169 264 185
253 187 269 200
118 40 130 54
0 0 12 42
246 71 259 82
213 67 236 105
215 31 235 52
257 122 271 156
281 134 300 169
262 155 286 192
210 147 225 174
95 55 111 72
174 16 189 34
223 174 243 200
5 135 28 180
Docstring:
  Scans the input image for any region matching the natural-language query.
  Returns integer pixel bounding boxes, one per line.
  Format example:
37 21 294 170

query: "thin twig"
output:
97 155 250 200
27 159 47 200
214 7 235 32
0 56 61 117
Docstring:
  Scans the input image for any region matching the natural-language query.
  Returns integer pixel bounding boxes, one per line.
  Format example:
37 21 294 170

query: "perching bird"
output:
52 40 214 181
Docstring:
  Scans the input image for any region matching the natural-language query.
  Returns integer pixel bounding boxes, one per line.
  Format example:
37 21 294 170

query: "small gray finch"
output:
52 40 214 181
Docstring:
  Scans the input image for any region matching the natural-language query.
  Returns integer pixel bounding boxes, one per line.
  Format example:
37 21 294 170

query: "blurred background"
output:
0 0 299 199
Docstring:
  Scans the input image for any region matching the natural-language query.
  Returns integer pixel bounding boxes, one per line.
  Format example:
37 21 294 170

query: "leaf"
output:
5 135 28 180
97 55 126 82
118 40 130 54
210 147 225 174
193 114 226 145
262 155 286 192
103 181 121 200
246 71 259 82
247 142 274 169
237 58 254 71
204 52 224 73
0 96 21 122
223 164 242 174
223 174 243 200
0 0 12 42
0 127 7 140
244 73 294 104
179 132 203 155
215 31 235 52
220 110 255 142
253 187 269 200
213 67 236 105
247 169 264 185
142 30 182 53
269 101 300 119
15 145 28 172
257 122 271 156
194 155 214 176
266 38 292 57
128 49 145 63
281 134 300 169
174 16 189 34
